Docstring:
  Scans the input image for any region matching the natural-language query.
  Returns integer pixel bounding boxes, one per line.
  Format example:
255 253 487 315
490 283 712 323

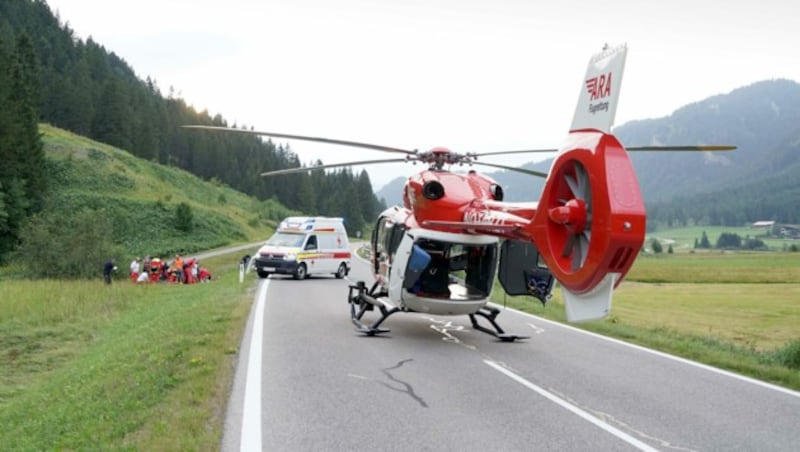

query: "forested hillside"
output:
0 0 383 262
617 79 800 227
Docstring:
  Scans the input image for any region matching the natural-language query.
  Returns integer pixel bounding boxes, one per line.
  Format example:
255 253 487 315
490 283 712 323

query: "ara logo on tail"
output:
585 73 612 101
570 44 627 134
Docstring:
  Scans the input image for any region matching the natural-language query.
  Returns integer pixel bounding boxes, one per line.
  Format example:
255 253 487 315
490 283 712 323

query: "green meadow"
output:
496 250 800 391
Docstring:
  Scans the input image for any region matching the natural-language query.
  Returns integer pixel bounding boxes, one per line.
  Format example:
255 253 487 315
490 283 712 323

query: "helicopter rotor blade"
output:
472 148 558 157
565 173 580 200
576 232 590 271
182 125 416 155
470 144 736 158
625 145 737 152
259 158 409 177
467 161 548 178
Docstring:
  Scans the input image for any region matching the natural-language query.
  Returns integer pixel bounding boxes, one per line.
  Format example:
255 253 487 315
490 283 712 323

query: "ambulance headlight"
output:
283 253 296 261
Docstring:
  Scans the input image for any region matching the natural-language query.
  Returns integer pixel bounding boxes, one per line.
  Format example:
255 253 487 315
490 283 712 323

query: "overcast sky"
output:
46 0 799 189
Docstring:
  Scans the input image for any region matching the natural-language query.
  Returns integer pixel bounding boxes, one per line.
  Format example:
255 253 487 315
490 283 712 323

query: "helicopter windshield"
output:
406 239 497 300
266 232 306 248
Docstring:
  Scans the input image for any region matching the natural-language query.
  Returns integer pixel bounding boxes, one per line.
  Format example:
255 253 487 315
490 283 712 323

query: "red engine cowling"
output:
527 130 646 294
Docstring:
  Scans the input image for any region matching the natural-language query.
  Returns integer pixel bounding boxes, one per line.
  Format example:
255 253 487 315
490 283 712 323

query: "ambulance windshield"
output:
266 232 306 247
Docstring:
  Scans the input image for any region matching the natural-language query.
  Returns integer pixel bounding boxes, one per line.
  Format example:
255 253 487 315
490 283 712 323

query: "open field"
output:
494 250 800 390
648 225 795 251
627 251 800 283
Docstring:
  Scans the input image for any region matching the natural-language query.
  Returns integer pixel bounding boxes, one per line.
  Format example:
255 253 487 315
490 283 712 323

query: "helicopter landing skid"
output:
469 307 529 342
348 281 399 336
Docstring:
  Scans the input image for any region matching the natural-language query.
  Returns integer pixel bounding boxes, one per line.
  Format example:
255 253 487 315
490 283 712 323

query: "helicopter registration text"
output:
463 210 506 225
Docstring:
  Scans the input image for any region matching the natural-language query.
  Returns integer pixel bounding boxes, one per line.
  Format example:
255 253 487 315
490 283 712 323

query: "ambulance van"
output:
253 217 351 280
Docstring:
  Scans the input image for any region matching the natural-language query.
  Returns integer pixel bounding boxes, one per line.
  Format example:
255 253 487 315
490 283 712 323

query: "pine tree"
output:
9 32 45 212
92 76 133 150
651 238 663 254
699 231 711 249
356 170 380 223
0 31 44 260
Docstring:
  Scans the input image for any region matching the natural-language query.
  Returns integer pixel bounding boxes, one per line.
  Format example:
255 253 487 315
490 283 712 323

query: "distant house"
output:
751 220 776 229
779 225 800 239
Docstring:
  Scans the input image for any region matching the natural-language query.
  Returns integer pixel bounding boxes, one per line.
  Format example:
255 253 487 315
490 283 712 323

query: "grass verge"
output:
0 253 253 450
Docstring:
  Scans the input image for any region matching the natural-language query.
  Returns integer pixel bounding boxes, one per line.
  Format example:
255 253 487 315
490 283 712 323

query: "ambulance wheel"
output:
293 263 307 280
257 270 270 278
335 263 347 279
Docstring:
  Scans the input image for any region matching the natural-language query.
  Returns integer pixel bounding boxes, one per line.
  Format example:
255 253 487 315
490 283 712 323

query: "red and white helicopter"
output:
186 44 734 341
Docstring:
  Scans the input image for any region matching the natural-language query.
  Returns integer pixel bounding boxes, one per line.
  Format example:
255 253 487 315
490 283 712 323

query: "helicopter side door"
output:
498 240 555 305
371 214 407 284
387 233 417 305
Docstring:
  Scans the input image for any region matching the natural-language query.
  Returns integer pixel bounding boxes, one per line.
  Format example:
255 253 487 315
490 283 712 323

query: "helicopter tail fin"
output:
569 44 627 134
561 273 618 322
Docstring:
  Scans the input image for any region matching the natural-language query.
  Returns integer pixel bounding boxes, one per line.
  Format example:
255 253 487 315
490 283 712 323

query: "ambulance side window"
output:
305 235 318 250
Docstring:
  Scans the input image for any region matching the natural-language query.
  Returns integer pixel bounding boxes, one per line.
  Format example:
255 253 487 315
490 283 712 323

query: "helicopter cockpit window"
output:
387 223 406 255
406 239 498 300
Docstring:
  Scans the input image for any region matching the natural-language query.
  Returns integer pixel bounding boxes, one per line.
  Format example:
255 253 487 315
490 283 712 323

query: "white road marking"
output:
241 279 269 451
493 304 800 399
527 322 546 334
484 360 659 452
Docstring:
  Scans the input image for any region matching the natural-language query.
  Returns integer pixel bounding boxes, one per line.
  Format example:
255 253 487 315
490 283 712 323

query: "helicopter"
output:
185 44 735 341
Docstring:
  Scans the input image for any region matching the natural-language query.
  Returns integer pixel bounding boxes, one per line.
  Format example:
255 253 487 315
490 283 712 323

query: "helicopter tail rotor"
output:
528 130 646 321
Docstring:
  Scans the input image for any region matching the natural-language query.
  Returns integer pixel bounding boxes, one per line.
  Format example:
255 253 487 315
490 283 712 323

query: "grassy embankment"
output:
37 123 294 260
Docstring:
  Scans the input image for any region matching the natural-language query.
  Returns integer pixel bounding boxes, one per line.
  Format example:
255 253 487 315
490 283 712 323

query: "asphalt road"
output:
221 248 800 452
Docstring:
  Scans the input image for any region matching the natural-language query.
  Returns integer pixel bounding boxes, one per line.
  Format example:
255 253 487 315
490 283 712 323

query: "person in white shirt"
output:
130 257 140 282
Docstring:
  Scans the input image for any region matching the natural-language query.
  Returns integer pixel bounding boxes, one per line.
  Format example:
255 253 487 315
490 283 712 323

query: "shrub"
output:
651 238 663 254
716 232 742 249
773 339 800 369
175 202 193 232
16 209 121 279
